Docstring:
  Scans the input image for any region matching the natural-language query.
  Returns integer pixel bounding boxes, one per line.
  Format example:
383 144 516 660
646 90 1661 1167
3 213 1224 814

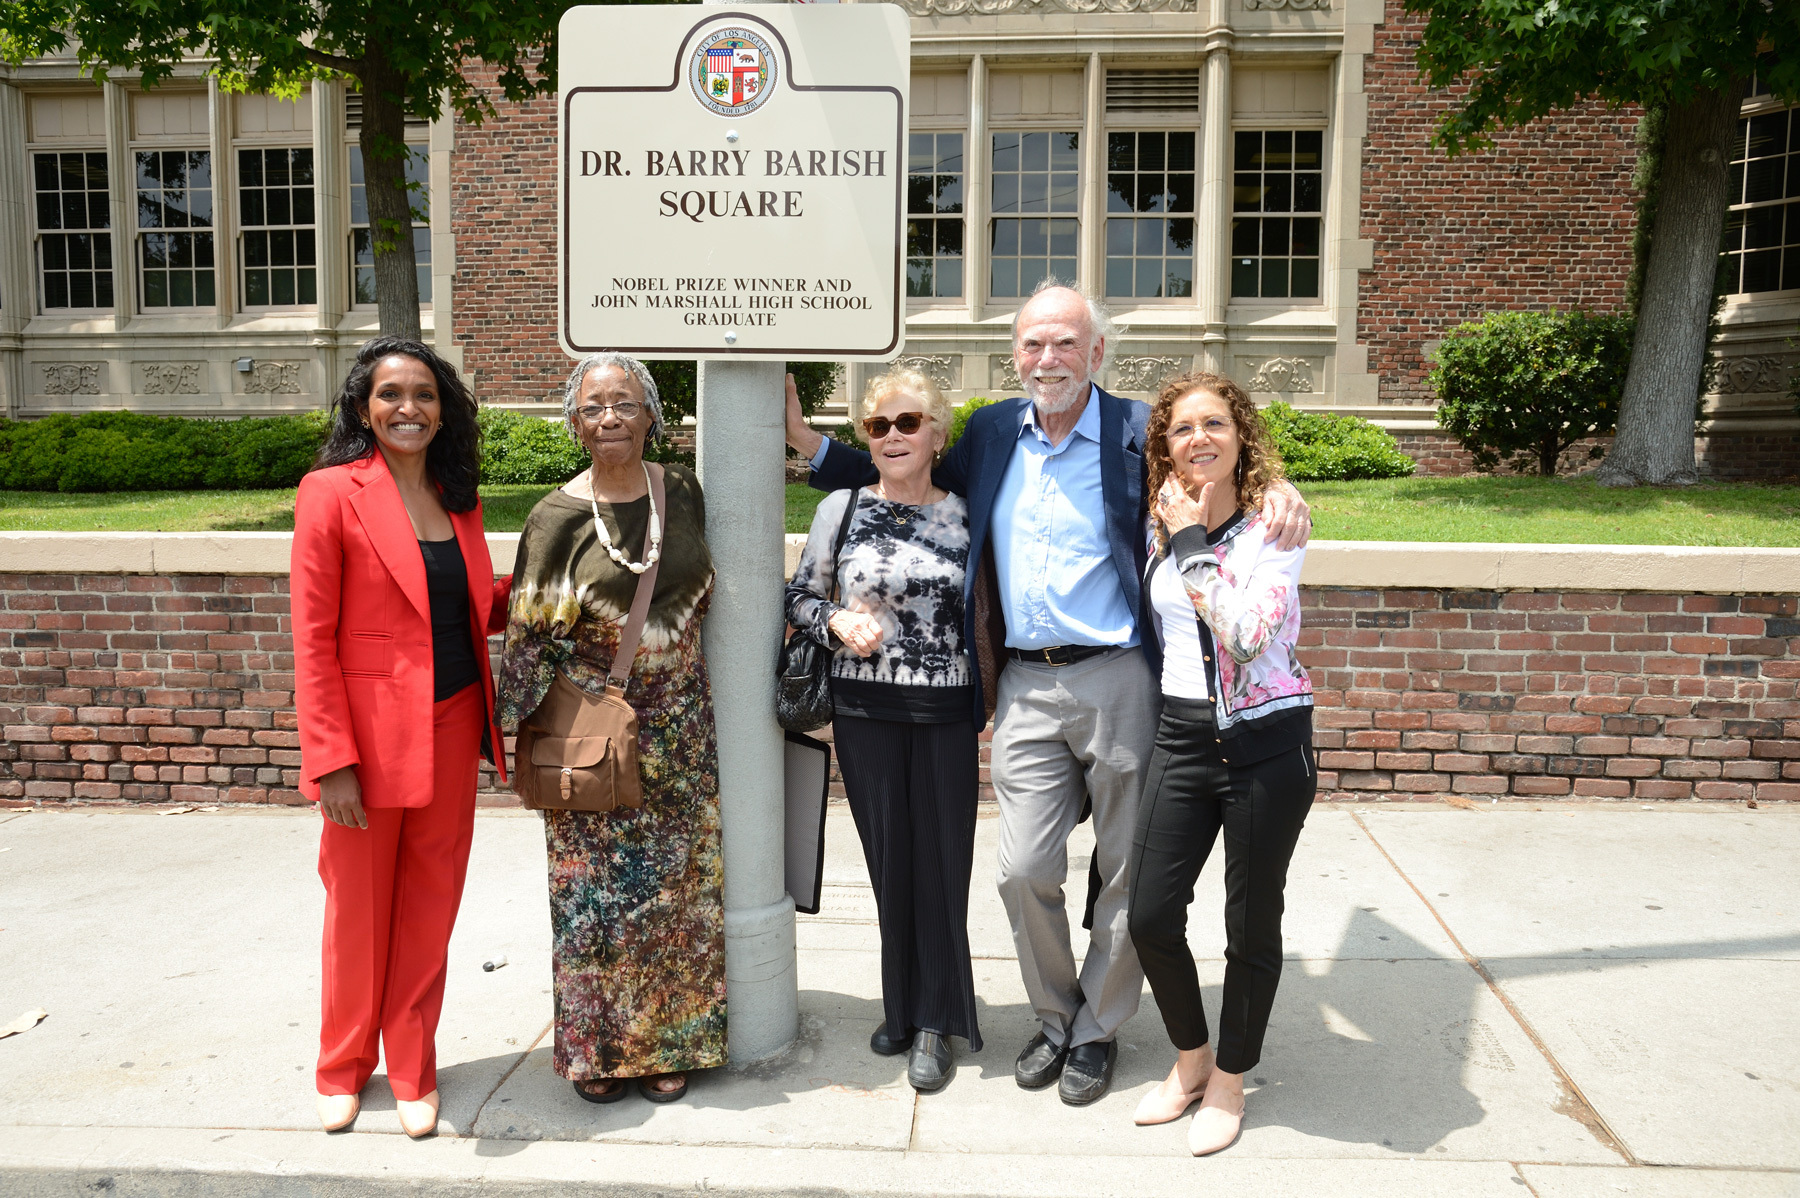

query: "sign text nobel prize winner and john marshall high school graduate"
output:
560 5 910 360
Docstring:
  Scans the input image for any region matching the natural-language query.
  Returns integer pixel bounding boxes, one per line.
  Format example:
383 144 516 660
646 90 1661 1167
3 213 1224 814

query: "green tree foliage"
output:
1405 0 1799 486
0 1 581 339
1259 403 1417 482
1428 310 1636 476
0 412 327 492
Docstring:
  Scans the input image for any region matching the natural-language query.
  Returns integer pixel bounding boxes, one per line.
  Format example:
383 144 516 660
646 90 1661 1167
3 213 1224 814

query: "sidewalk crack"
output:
1351 810 1637 1166
466 1019 551 1139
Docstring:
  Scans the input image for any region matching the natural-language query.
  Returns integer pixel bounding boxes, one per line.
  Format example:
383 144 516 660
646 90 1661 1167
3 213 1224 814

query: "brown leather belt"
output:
1008 644 1113 667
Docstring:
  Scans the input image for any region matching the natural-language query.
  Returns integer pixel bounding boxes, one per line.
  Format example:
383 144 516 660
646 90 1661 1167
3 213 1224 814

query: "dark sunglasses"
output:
860 411 928 438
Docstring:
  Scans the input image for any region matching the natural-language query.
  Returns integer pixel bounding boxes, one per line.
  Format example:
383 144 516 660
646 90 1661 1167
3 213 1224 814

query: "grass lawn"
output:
3 477 1797 546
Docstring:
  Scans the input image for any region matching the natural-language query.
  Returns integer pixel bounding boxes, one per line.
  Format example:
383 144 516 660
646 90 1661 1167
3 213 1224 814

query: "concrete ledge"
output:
0 532 1794 594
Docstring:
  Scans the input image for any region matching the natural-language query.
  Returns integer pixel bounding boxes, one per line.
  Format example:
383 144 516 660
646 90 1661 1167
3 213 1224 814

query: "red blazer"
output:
291 452 511 807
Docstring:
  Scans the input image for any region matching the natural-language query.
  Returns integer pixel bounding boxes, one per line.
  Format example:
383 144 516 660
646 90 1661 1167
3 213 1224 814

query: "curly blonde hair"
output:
862 367 953 452
1145 371 1284 548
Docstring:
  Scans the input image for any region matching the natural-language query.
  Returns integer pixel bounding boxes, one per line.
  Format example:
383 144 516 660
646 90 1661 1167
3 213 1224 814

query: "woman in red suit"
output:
292 337 510 1137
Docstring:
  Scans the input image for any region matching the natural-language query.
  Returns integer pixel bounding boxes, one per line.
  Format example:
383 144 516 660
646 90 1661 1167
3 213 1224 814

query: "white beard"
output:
1024 371 1090 414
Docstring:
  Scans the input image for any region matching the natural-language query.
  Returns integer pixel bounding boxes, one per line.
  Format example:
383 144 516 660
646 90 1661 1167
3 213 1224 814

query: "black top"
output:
419 534 478 701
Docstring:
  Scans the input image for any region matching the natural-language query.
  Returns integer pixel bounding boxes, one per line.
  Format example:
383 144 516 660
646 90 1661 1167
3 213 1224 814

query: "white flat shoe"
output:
1134 1076 1209 1125
396 1089 440 1139
1188 1098 1244 1156
316 1092 359 1133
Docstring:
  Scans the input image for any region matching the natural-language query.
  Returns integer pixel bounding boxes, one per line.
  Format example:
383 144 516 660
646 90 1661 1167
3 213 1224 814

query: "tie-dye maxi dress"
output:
496 464 727 1080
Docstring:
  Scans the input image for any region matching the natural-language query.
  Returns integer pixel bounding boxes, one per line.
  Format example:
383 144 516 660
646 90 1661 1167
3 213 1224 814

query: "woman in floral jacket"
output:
1125 371 1315 1157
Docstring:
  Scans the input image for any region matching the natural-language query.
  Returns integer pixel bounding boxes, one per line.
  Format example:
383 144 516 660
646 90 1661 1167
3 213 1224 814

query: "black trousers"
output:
1127 697 1315 1074
832 713 983 1050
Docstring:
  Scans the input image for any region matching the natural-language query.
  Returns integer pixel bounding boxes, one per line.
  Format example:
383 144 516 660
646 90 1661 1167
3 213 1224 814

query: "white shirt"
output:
1150 555 1210 701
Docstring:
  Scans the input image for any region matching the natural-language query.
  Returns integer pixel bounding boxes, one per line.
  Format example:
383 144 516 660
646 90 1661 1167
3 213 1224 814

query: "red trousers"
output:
316 685 483 1100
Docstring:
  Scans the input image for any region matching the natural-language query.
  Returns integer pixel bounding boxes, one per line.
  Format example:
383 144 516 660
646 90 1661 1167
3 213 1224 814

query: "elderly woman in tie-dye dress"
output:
497 352 725 1106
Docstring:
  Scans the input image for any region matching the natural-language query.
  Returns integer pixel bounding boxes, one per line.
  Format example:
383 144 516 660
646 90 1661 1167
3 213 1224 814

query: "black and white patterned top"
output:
784 488 972 724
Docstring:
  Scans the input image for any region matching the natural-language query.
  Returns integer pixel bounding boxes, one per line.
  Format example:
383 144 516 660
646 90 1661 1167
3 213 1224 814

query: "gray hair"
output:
561 352 666 443
1010 279 1116 376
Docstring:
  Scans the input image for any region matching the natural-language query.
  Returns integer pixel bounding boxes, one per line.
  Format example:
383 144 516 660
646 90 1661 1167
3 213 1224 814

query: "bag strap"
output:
828 487 859 603
607 463 666 688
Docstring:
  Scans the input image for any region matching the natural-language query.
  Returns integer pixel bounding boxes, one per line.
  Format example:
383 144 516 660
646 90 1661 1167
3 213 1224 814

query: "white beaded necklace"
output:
588 463 662 575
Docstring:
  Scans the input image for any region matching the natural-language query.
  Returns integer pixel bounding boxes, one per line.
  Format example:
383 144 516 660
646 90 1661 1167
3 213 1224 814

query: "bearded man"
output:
786 281 1310 1105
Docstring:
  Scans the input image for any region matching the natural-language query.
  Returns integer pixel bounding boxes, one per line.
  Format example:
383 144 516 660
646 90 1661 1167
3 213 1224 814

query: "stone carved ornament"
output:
902 0 1193 13
894 354 959 393
243 361 303 395
41 363 103 395
1243 0 1331 9
1111 356 1189 393
139 362 203 396
1705 353 1799 395
991 355 1023 392
1245 356 1316 393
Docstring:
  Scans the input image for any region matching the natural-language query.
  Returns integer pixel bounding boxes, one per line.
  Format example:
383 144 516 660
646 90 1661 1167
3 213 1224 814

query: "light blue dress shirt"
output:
807 384 1136 650
989 387 1136 650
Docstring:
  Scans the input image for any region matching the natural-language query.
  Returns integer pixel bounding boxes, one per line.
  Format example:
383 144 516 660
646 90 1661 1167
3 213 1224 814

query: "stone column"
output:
103 80 136 333
312 81 347 398
0 84 32 417
1195 35 1233 374
699 0 800 1066
1080 52 1104 297
965 55 987 326
206 78 237 333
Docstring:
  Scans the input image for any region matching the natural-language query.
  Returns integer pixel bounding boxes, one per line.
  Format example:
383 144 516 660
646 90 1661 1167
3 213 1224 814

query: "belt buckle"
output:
1043 646 1073 666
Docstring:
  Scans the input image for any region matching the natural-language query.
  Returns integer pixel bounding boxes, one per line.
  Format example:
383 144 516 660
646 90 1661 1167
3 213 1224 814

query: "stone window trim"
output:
347 142 433 309
237 146 318 310
134 147 217 312
1227 123 1329 309
30 149 115 314
1722 79 1798 300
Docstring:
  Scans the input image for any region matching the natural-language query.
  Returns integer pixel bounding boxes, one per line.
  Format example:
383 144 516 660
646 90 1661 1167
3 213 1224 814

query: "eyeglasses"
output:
575 401 643 423
860 412 928 438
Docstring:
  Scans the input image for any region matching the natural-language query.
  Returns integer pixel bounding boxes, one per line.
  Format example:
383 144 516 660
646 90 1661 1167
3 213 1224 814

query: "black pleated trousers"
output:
832 713 984 1051
1127 696 1315 1074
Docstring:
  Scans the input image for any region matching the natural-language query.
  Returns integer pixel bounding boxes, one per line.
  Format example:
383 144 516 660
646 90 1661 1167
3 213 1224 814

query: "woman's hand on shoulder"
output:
1259 480 1311 551
318 766 367 829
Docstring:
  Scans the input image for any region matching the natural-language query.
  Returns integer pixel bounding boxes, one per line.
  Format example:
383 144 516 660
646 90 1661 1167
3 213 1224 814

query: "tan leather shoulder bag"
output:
513 464 665 814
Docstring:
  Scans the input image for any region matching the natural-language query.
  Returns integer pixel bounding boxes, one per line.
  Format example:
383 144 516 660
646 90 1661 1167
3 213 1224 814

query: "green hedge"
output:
476 408 588 485
0 411 328 492
1259 402 1416 481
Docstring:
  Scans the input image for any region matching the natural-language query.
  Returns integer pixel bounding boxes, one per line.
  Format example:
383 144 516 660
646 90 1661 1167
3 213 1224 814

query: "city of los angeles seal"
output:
689 27 777 117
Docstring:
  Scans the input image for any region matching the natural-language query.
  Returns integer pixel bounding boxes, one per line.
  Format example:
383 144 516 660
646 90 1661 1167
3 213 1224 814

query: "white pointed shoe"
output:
316 1092 360 1133
1134 1074 1209 1125
396 1089 440 1139
1188 1096 1244 1156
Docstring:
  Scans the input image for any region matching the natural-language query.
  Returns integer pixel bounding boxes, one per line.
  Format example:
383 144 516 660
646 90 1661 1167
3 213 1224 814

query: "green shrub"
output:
476 408 587 485
1429 309 1634 476
0 410 327 492
947 396 995 448
1259 402 1416 481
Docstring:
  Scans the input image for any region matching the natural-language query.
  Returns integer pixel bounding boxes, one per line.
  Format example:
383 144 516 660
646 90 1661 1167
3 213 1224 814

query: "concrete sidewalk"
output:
0 801 1796 1197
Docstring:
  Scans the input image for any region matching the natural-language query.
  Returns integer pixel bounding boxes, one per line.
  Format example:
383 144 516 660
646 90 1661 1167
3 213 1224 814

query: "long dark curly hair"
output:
313 337 482 512
1145 371 1284 549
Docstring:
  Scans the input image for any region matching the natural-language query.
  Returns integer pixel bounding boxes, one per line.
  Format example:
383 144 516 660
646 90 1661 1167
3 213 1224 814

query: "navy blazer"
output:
811 387 1158 725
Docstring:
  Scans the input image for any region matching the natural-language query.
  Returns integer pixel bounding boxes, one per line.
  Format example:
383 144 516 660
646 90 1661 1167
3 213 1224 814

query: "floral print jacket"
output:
1147 509 1314 763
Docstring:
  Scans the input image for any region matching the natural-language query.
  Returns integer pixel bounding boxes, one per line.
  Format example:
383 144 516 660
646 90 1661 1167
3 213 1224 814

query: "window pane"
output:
909 132 934 171
993 173 1019 214
1294 130 1323 168
935 175 962 213
1021 131 1048 172
1106 257 1133 298
1135 257 1161 297
1295 172 1322 212
1051 133 1079 170
1260 257 1288 298
272 269 296 306
1234 174 1262 212
936 219 962 255
1265 131 1292 168
936 134 963 174
1263 217 1291 257
908 260 933 298
1108 174 1135 214
245 269 270 305
1021 219 1047 256
242 190 265 226
239 148 263 187
1289 257 1319 298
1234 131 1260 171
299 269 317 305
1107 219 1134 255
1165 258 1193 298
992 132 1019 173
1169 132 1196 172
1291 217 1321 257
907 220 933 258
1231 257 1259 297
936 258 961 298
1108 132 1134 170
990 257 1018 298
70 272 95 308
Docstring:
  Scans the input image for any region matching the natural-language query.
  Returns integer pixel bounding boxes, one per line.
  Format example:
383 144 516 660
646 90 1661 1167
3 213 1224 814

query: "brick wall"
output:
1359 11 1639 406
1300 588 1800 802
1393 431 1800 481
452 64 564 406
5 570 1796 807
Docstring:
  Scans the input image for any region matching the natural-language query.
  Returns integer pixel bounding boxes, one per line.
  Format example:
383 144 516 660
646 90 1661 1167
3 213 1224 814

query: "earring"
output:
359 416 371 429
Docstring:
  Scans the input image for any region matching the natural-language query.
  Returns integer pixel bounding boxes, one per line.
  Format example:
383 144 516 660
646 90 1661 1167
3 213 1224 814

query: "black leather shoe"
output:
1014 1031 1070 1090
1058 1040 1117 1106
870 1022 909 1056
907 1031 952 1092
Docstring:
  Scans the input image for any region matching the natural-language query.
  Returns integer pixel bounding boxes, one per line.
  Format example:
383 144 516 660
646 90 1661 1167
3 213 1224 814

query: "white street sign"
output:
559 5 909 361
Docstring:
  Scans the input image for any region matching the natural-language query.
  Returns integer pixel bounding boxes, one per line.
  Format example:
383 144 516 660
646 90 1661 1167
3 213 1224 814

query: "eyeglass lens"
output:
577 401 641 421
863 412 925 437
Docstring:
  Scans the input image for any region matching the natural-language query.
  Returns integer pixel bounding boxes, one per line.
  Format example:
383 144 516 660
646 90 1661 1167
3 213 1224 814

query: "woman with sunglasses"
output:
784 367 981 1093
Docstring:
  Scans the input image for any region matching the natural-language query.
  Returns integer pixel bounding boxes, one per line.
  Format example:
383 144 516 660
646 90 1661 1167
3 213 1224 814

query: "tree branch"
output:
299 44 360 76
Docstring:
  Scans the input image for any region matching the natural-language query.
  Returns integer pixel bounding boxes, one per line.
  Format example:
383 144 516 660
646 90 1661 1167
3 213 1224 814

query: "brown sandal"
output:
637 1072 688 1103
573 1077 627 1104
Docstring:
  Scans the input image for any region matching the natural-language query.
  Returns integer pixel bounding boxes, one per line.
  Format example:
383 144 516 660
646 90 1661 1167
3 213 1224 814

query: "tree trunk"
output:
358 46 422 341
1596 84 1738 487
1540 436 1559 476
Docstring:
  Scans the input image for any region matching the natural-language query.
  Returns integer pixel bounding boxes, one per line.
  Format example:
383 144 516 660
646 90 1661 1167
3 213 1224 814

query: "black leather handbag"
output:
776 488 859 733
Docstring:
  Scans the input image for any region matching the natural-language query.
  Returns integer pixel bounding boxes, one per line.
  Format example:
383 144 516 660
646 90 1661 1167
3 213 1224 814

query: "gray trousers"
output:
992 647 1160 1049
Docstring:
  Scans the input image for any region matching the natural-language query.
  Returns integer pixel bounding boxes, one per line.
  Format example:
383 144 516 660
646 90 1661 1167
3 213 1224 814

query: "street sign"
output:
559 5 910 361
